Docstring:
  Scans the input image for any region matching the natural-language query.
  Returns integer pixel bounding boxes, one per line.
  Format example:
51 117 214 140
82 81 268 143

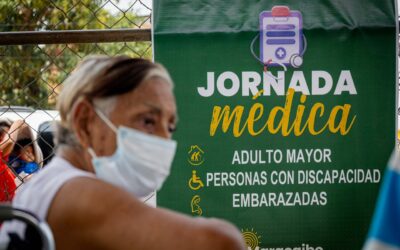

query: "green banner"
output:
154 1 397 249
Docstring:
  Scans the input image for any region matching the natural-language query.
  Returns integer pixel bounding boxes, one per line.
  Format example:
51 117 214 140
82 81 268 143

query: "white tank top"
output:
0 156 95 243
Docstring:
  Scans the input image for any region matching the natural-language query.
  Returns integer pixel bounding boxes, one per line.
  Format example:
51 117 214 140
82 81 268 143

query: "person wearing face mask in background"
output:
9 138 40 177
0 119 43 202
0 55 246 250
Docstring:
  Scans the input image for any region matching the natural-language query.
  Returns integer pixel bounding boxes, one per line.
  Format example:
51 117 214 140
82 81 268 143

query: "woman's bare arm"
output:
48 177 246 250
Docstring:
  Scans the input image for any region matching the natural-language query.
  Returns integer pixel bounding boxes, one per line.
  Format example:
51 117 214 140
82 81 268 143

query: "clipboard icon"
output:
260 6 304 68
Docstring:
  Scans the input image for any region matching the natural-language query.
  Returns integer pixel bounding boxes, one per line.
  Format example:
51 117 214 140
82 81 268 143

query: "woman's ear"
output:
71 99 96 148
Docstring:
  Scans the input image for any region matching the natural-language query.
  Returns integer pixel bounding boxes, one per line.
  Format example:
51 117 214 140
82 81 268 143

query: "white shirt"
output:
0 156 95 244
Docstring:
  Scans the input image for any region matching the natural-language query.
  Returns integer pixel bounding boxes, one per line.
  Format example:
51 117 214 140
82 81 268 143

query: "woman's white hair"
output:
55 55 173 147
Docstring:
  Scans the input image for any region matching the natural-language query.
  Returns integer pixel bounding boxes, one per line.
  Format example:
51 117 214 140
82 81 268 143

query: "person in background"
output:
0 119 11 141
0 120 43 182
8 138 40 176
37 121 56 166
0 56 246 250
363 149 400 250
0 118 16 202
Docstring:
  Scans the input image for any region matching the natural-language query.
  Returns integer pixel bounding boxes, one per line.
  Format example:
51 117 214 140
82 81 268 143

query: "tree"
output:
0 0 151 109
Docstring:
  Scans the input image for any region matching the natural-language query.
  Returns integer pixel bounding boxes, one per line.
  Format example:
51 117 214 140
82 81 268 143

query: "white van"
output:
0 106 59 132
0 106 60 165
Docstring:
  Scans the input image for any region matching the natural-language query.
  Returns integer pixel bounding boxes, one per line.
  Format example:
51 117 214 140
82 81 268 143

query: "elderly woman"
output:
1 56 245 250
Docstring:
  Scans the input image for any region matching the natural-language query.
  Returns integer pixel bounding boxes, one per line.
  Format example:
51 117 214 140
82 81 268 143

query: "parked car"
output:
0 106 59 132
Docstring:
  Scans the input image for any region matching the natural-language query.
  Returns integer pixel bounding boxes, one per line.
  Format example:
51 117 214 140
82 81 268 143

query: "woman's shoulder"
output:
13 157 96 220
46 175 142 230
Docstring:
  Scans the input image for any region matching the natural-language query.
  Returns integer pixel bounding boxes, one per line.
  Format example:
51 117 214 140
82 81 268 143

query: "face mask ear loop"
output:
93 108 118 133
87 147 97 158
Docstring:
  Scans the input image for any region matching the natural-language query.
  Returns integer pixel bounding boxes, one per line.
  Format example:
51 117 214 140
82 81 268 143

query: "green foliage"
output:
0 0 151 109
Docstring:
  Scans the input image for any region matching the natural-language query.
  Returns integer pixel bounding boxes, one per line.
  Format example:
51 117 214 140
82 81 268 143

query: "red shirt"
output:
0 151 16 202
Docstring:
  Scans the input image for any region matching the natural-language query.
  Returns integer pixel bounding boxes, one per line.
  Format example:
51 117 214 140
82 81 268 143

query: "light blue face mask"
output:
88 108 177 197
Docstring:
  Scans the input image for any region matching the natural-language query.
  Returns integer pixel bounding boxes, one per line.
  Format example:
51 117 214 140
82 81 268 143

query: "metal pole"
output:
0 29 151 45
